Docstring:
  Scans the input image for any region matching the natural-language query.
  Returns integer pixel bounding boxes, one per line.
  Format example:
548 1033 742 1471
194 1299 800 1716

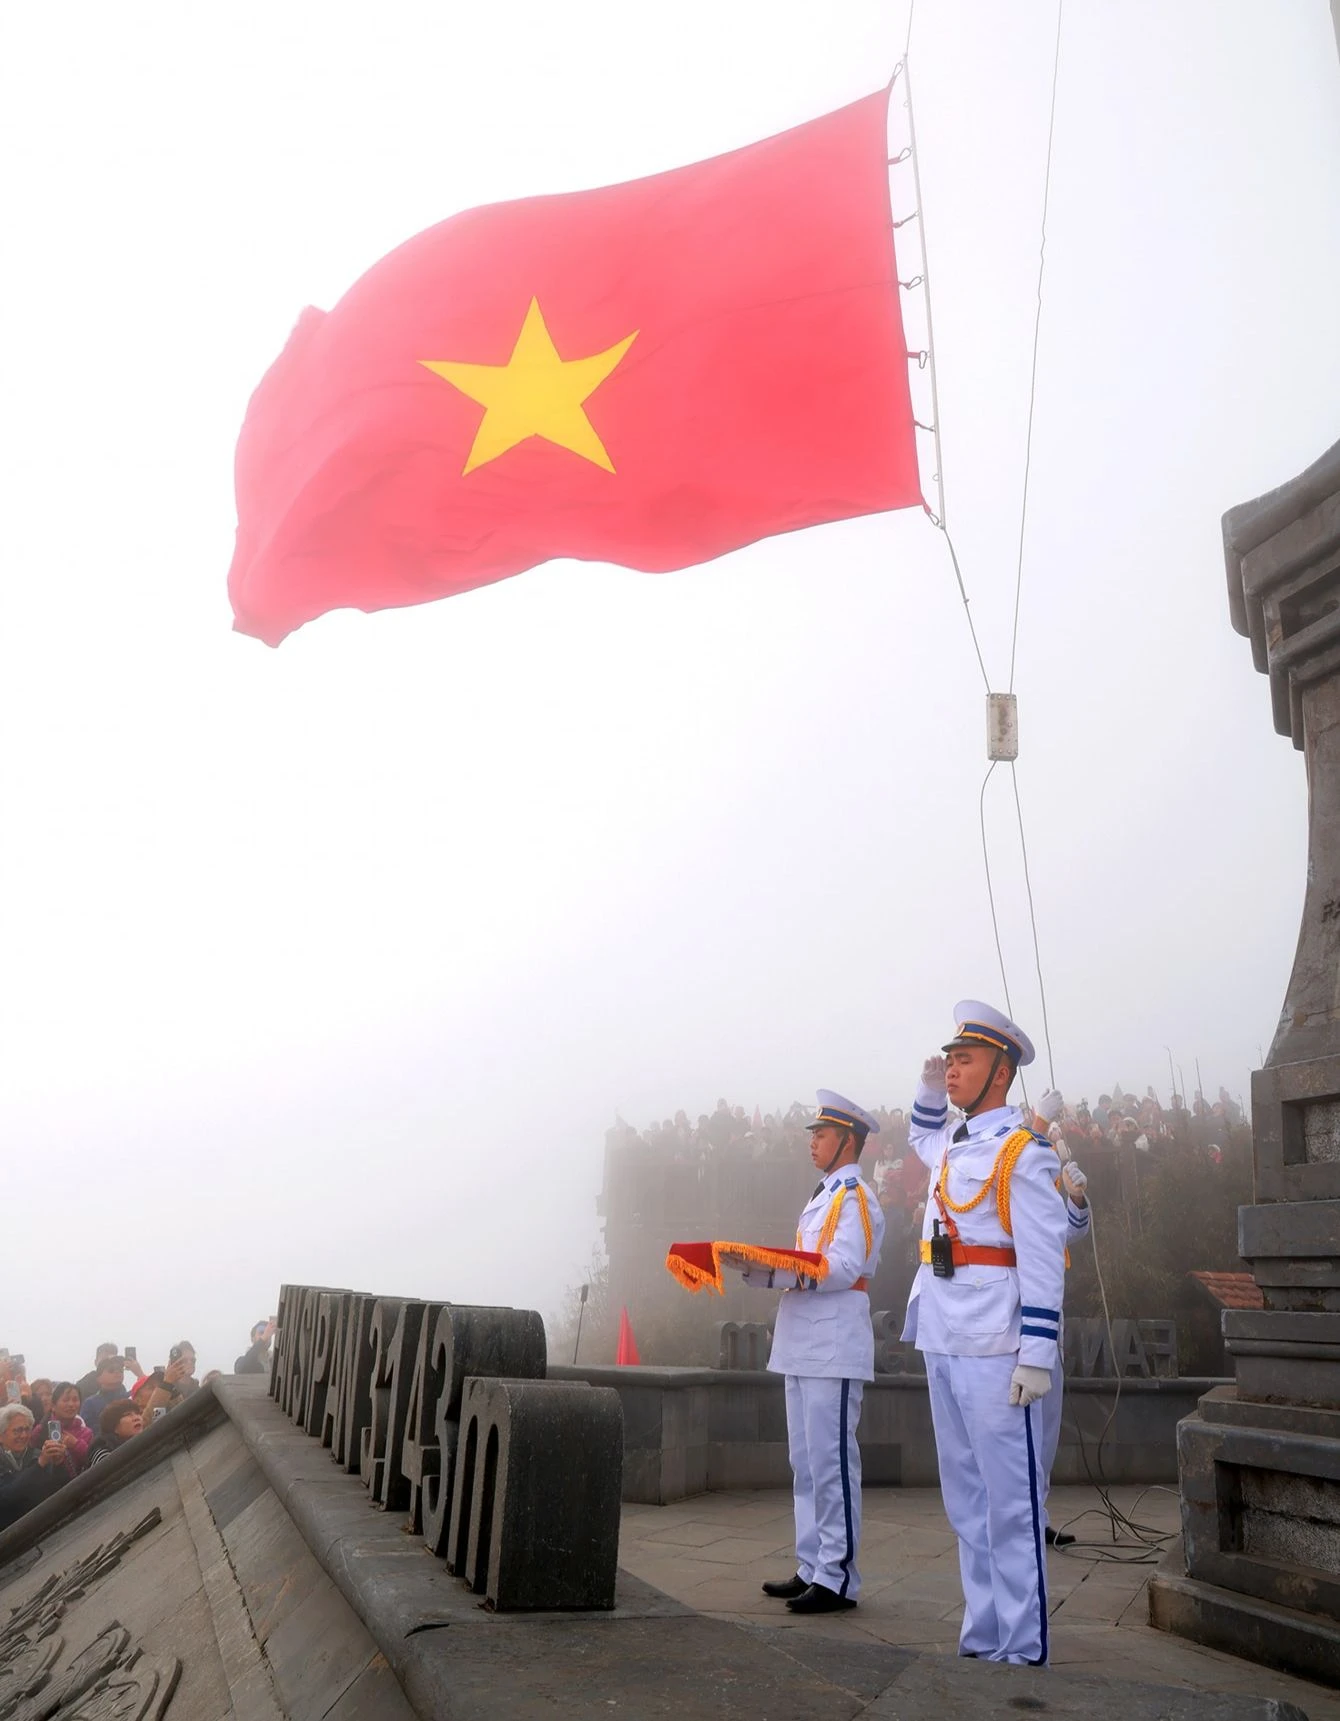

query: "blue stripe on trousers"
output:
837 1379 854 1597
1024 1401 1048 1664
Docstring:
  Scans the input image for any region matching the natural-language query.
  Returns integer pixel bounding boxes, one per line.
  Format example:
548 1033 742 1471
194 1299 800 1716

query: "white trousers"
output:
785 1375 864 1598
1039 1361 1065 1496
924 1352 1051 1665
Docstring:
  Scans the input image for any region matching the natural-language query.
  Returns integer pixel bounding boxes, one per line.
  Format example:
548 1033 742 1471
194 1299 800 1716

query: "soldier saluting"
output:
903 1003 1069 1666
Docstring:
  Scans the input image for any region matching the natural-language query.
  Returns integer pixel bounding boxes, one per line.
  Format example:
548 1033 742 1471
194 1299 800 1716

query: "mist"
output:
0 0 1335 1378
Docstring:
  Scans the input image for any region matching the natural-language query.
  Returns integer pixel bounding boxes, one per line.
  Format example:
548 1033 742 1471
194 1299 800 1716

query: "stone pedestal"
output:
1150 439 1340 1685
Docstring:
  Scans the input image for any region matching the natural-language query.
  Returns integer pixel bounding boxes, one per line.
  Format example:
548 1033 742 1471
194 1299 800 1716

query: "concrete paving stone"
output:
741 1622 916 1700
1057 1625 1340 1717
863 1654 1313 1721
684 1535 795 1565
614 1482 1340 1720
859 1523 953 1554
858 1581 958 1608
1054 1584 1154 1624
681 1576 792 1610
1116 1583 1157 1628
680 1507 785 1532
640 1521 736 1548
852 1622 961 1654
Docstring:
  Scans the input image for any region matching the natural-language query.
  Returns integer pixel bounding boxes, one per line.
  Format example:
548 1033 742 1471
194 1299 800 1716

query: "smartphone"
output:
151 1407 166 1422
47 1421 60 1443
12 1355 24 1370
4 1384 19 1404
169 1345 182 1363
125 1345 137 1363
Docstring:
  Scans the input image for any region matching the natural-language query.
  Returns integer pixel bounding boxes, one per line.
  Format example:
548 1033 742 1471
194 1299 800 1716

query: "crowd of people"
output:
607 1099 830 1169
871 1081 1248 1217
607 1078 1249 1224
0 1321 276 1532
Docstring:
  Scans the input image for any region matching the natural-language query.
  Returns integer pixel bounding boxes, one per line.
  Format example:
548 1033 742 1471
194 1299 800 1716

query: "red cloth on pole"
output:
616 1307 640 1367
228 89 921 644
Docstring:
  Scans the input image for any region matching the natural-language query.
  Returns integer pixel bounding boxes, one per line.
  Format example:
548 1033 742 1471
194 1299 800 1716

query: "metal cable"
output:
907 2 1062 1095
1053 1203 1178 1561
1008 0 1064 695
1010 764 1056 1087
947 530 993 694
978 763 1013 1018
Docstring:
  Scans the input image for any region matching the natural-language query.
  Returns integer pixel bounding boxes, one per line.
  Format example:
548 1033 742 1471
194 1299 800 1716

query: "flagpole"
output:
901 57 947 532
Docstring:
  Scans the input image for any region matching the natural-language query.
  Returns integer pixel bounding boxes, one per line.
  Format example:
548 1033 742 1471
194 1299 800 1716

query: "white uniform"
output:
744 1167 885 1598
903 1081 1069 1664
1042 1179 1089 1484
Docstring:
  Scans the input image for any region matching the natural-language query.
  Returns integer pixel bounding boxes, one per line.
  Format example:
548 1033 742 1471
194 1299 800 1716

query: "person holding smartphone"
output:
74 1345 120 1404
25 1383 92 1473
234 1319 276 1375
131 1349 196 1420
0 1403 70 1528
79 1356 133 1430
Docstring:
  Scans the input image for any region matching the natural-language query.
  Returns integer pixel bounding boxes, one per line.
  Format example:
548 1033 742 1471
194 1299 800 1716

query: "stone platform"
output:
618 1472 1340 1718
552 1362 1222 1500
0 1376 1329 1719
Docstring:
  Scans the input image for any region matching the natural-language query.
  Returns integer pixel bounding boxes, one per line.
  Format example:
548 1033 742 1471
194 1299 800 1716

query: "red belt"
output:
919 1241 1016 1268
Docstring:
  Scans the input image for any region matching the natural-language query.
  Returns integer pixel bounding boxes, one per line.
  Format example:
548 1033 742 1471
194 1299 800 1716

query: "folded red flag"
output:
228 88 921 645
665 1241 828 1296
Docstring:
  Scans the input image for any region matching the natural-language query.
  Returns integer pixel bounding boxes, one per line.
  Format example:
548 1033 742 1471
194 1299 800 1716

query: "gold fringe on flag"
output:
664 1240 829 1296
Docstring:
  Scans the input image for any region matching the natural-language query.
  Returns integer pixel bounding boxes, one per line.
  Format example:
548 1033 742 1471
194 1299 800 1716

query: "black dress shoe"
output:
785 1582 858 1614
1045 1526 1075 1548
761 1573 808 1599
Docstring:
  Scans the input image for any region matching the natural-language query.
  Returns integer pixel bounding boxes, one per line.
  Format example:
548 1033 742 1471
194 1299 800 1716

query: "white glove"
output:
1009 1365 1053 1407
1061 1162 1087 1202
921 1056 947 1094
1035 1088 1064 1123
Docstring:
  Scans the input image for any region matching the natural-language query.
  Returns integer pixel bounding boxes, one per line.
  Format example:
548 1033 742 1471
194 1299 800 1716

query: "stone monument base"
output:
1149 1385 1340 1689
0 1376 1312 1720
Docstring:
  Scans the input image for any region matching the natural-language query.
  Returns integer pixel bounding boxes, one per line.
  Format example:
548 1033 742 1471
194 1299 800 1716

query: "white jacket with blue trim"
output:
901 1084 1069 1370
742 1166 885 1380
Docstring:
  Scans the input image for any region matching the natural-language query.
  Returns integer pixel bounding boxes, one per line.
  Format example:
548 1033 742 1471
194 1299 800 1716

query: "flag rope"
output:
1009 0 1066 699
896 4 1065 1092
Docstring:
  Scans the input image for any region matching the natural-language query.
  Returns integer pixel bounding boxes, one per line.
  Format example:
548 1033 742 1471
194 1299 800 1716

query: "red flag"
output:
615 1307 641 1366
228 90 921 645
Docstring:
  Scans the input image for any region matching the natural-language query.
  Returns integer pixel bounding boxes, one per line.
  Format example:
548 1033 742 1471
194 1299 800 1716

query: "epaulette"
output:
843 1175 859 1188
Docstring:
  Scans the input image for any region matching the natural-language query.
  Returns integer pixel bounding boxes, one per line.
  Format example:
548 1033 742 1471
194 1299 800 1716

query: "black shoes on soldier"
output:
760 1573 807 1599
785 1582 857 1613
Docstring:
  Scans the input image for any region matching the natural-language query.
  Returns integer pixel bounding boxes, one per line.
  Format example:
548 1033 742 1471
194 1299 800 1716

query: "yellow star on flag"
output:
421 298 637 476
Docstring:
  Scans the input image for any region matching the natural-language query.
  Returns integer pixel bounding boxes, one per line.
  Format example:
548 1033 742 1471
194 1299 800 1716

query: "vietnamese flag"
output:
228 89 921 646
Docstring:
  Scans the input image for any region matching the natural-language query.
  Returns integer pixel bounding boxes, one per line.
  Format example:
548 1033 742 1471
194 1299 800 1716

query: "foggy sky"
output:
0 1 1336 1377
